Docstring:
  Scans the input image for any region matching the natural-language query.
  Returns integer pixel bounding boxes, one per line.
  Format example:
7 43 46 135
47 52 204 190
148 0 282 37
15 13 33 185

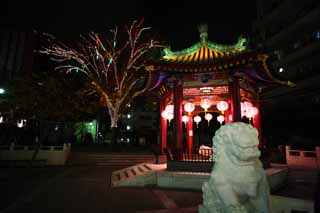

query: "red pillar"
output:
228 77 241 122
187 115 193 156
173 79 183 150
253 101 263 148
160 99 167 155
225 109 231 123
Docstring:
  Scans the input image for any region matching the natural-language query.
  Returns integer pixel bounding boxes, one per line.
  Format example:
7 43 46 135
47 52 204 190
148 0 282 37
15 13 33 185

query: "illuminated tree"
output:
40 19 162 144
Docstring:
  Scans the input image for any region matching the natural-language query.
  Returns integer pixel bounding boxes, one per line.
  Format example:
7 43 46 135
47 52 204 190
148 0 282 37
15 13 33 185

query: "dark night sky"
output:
2 0 257 49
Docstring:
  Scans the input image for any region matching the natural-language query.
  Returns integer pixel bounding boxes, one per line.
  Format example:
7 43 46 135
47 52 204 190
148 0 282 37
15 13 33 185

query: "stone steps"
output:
111 163 153 187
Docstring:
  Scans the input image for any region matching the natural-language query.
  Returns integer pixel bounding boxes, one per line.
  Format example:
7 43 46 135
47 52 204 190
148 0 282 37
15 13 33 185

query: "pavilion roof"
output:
145 25 294 91
162 36 248 64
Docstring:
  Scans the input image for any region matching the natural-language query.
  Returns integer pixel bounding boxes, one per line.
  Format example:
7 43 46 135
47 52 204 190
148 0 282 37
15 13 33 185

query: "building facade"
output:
252 0 320 146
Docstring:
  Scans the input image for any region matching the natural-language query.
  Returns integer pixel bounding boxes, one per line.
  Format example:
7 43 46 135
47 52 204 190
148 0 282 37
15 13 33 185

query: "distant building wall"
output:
0 30 35 84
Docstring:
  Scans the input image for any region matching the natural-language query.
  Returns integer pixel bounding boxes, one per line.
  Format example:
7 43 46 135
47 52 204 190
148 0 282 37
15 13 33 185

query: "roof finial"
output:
198 24 208 42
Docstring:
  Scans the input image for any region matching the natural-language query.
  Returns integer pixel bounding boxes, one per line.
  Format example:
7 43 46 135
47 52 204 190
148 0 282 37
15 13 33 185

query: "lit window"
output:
279 67 284 73
127 114 131 119
126 125 131 130
313 31 320 39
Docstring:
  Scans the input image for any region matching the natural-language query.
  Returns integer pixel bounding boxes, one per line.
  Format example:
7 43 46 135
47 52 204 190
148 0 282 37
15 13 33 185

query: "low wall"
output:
271 195 314 213
156 166 288 192
0 143 71 166
286 146 320 169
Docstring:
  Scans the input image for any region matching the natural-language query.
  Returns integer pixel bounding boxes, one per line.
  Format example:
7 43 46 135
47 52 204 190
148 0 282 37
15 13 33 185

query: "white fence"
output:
286 146 320 169
0 143 71 166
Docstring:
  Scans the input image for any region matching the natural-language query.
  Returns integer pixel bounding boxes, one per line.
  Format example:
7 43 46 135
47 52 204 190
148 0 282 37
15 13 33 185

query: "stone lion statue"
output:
199 122 271 213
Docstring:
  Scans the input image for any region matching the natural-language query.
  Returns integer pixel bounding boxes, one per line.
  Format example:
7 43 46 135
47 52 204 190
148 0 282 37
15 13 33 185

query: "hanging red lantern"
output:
205 113 213 126
165 104 174 114
182 115 189 127
194 115 201 128
161 111 168 119
200 98 211 112
217 115 225 125
246 107 259 120
184 102 195 115
167 113 174 125
243 101 253 111
217 101 229 114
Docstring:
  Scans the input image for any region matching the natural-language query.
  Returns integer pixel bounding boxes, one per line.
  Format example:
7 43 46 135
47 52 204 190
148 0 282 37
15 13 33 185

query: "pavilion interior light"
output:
200 87 214 93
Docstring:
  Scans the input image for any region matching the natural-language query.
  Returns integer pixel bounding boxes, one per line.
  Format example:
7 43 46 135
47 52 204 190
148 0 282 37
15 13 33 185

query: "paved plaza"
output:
1 150 318 213
0 165 202 213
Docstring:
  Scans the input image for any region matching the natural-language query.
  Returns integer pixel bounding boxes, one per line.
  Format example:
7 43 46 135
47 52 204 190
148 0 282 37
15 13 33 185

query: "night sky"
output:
2 0 256 49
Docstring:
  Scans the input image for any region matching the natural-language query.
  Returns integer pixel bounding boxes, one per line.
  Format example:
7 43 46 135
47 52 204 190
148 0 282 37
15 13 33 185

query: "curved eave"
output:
146 52 295 90
252 54 295 87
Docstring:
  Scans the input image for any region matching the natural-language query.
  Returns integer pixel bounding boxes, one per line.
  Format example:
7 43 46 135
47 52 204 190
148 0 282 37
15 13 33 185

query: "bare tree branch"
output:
40 20 163 128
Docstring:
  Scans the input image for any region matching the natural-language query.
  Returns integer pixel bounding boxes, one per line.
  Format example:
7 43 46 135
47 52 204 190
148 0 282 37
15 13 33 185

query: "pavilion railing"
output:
164 147 213 162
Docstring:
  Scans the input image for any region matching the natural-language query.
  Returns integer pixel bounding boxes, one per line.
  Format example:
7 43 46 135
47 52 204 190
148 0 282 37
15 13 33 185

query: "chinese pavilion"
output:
146 25 291 155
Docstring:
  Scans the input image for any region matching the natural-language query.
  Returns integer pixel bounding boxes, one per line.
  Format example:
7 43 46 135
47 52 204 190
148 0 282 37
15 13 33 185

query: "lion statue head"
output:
212 122 261 166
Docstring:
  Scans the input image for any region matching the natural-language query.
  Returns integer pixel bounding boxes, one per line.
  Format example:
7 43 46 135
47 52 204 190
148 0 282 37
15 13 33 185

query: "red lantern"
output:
194 115 201 128
184 102 195 115
247 107 259 120
217 115 225 125
165 104 174 114
205 113 213 126
200 98 211 112
243 101 253 111
182 115 189 127
161 111 168 119
217 101 229 114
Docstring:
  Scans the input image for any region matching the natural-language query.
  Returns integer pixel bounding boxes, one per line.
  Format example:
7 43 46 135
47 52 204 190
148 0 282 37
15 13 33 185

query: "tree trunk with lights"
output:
40 19 162 146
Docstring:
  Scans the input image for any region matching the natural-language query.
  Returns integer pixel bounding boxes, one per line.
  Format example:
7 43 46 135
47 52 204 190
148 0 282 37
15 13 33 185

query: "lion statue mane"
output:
199 122 271 213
